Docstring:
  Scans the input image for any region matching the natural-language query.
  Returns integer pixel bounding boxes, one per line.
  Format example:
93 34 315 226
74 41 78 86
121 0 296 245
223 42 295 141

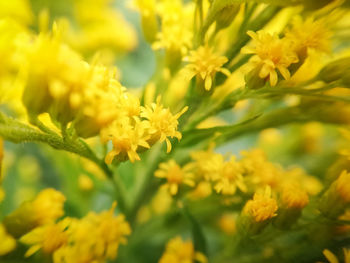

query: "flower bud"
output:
215 4 239 30
245 66 266 90
319 170 350 219
238 187 278 235
3 188 66 238
318 57 350 83
274 185 309 229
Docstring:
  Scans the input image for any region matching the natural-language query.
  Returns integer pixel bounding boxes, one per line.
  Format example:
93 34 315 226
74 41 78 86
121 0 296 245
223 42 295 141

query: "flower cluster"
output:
242 15 332 86
2 189 130 263
1 0 350 262
159 236 207 263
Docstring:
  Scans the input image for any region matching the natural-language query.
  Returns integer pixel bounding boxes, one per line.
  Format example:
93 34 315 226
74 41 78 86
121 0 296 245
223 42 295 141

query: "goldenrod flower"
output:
20 219 70 257
319 170 350 218
243 187 278 222
3 188 66 238
323 248 350 263
141 96 188 153
22 32 87 118
218 213 237 235
280 184 309 209
54 203 131 263
159 236 207 263
0 0 33 25
242 31 298 86
240 149 282 189
183 45 230 91
103 118 150 164
152 0 193 67
155 160 195 195
285 17 332 57
335 170 350 202
274 184 309 229
188 181 212 200
32 188 66 225
72 0 137 52
213 157 247 195
190 145 224 181
0 224 16 256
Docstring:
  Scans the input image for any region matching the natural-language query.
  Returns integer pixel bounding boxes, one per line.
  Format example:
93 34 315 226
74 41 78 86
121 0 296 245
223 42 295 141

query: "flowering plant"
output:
0 0 350 262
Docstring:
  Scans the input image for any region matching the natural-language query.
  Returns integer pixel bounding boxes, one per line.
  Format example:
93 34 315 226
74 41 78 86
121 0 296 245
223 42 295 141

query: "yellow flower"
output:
213 157 247 195
73 66 123 138
32 188 66 225
0 0 33 25
335 170 350 202
20 219 70 257
323 248 350 263
103 118 150 164
159 236 207 263
188 181 212 200
242 30 298 86
190 145 224 181
280 184 309 209
54 203 131 263
285 16 332 57
218 213 237 235
155 160 195 195
78 174 94 192
243 187 278 222
152 0 193 55
141 96 188 153
72 0 137 53
0 224 16 256
21 29 93 124
183 45 230 91
240 149 282 189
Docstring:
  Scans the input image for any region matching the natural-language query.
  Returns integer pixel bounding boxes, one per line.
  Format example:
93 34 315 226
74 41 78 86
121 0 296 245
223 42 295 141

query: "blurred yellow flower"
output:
21 219 70 257
0 224 16 256
243 187 278 222
155 159 195 195
159 236 207 263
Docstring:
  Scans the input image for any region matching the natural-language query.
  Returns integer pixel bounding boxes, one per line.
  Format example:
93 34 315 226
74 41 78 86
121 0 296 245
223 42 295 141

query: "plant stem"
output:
0 112 128 214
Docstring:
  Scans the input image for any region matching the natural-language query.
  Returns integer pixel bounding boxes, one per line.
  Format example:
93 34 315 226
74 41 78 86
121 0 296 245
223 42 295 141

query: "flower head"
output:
243 187 278 222
213 157 247 195
102 118 150 164
0 224 16 256
141 96 187 153
335 170 350 202
285 17 332 56
54 203 131 263
280 184 309 209
20 219 70 257
155 160 195 195
32 188 66 225
159 236 207 263
184 45 230 91
242 31 298 86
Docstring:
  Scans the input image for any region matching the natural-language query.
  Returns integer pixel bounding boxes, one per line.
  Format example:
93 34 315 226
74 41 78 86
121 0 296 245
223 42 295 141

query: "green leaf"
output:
183 206 208 256
180 114 261 147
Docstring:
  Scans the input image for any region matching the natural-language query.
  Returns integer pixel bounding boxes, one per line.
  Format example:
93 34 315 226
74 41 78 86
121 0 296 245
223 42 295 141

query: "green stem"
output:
226 5 280 65
0 112 128 214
